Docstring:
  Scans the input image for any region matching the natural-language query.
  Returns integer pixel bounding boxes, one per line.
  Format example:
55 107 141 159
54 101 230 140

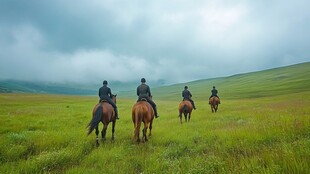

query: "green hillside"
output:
0 80 97 95
1 62 309 98
0 62 309 173
146 62 310 101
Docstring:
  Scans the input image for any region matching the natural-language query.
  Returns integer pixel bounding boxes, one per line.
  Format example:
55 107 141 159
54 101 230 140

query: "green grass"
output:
0 62 310 173
0 91 309 173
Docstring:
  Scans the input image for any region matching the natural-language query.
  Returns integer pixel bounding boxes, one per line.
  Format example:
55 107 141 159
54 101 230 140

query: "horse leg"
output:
185 113 188 122
143 123 149 142
134 125 140 143
188 113 191 122
95 126 99 146
111 121 115 142
149 121 153 137
142 127 146 142
180 113 183 124
101 124 107 142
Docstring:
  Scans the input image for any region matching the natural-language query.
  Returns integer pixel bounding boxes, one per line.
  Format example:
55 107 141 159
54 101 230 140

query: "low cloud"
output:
0 0 309 84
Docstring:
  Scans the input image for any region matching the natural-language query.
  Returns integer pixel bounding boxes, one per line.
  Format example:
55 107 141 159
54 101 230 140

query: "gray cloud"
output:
1 0 309 84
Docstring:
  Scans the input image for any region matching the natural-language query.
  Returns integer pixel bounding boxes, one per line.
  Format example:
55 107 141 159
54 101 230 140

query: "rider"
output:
136 78 159 118
182 86 196 110
209 86 220 104
98 80 120 119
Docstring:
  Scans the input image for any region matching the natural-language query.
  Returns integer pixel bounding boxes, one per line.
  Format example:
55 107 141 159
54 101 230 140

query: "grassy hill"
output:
0 79 166 95
0 62 309 173
0 80 97 95
145 62 310 101
1 62 309 98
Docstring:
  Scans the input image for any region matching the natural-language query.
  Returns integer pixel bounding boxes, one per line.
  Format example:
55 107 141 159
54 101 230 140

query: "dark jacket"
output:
211 89 218 96
99 85 112 100
137 84 151 98
182 89 192 99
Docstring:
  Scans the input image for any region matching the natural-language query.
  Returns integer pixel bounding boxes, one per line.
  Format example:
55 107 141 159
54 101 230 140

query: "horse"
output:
132 98 154 143
178 99 193 124
87 94 117 146
209 96 219 112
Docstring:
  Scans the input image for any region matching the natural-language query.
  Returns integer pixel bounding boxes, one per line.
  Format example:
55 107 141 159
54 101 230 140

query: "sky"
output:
1 0 310 84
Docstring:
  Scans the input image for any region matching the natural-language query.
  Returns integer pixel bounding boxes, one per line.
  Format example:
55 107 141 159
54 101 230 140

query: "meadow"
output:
1 62 310 173
0 91 309 173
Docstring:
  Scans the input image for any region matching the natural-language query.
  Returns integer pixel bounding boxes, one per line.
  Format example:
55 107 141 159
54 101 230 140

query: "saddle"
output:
100 99 108 103
183 98 190 101
138 98 148 102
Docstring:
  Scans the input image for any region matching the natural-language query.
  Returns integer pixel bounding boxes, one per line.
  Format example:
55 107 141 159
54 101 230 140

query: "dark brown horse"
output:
87 94 117 146
178 99 193 124
209 96 219 112
132 99 154 143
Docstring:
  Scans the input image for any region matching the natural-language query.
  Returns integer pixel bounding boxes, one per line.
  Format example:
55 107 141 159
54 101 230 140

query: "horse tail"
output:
213 97 218 105
182 104 188 113
87 106 103 135
134 107 142 137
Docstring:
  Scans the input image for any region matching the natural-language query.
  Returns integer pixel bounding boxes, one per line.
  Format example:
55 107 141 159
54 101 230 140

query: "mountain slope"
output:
147 62 310 101
1 62 309 98
0 80 97 95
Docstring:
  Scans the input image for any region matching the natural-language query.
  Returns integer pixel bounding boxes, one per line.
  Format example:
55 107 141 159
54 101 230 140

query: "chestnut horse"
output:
178 99 193 124
87 94 117 146
209 96 219 112
132 99 154 143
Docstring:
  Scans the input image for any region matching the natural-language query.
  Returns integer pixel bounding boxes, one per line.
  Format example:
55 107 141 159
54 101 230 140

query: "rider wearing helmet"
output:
182 86 196 110
99 80 120 119
136 78 159 118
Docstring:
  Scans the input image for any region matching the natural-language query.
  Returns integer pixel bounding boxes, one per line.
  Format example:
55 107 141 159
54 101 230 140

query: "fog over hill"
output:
1 1 310 84
1 62 309 98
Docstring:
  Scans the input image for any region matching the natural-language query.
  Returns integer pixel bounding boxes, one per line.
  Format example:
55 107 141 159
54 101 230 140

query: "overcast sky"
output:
1 0 309 84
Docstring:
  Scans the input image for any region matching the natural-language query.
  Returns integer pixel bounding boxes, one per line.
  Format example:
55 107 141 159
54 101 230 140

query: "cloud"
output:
0 0 309 84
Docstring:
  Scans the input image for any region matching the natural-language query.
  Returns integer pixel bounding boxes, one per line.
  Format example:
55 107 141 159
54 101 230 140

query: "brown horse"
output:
209 96 219 112
132 99 154 143
178 99 193 124
87 94 117 146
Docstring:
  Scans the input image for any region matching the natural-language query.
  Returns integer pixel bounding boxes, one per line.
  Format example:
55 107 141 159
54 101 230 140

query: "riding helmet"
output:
141 78 146 83
103 80 108 85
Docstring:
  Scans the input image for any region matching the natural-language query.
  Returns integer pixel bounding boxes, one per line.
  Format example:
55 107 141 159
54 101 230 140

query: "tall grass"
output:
0 91 309 173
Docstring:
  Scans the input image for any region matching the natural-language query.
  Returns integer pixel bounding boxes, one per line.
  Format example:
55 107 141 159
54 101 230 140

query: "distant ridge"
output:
0 80 97 95
1 62 309 98
148 62 310 100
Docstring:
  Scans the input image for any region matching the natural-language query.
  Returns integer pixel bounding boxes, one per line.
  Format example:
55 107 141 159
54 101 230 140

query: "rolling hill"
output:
1 62 309 99
148 61 310 101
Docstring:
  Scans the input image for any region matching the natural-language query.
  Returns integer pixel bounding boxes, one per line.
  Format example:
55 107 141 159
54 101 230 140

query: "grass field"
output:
0 91 309 173
0 62 310 173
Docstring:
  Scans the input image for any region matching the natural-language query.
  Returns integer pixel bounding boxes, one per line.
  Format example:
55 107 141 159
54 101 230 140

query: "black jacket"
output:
137 84 151 98
99 85 112 100
182 89 192 99
211 89 218 96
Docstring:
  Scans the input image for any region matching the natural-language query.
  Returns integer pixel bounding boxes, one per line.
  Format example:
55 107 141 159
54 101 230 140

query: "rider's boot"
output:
154 106 159 118
115 107 120 120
